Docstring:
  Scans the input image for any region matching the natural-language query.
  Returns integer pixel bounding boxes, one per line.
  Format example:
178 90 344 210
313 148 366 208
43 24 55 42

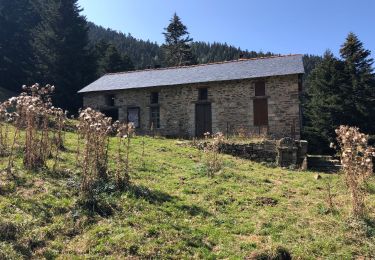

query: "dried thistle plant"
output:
77 108 113 200
0 84 66 171
113 121 135 189
203 132 224 177
335 125 375 218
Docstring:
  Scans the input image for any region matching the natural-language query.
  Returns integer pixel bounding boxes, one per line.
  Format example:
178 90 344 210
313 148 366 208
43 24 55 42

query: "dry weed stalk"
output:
113 121 135 189
77 108 112 199
203 132 224 177
335 125 375 218
0 84 66 171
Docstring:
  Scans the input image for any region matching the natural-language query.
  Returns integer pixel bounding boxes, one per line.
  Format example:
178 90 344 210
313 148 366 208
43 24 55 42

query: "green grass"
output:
0 129 374 259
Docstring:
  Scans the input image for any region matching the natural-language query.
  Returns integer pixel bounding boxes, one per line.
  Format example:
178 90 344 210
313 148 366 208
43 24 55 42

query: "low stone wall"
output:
219 141 277 163
198 138 308 168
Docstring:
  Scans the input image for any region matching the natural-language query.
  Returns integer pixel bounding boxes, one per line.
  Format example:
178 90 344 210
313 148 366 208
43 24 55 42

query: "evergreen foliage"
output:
339 32 375 134
93 41 134 76
87 22 162 70
303 51 349 153
0 0 39 92
161 13 196 66
303 33 375 153
31 0 96 112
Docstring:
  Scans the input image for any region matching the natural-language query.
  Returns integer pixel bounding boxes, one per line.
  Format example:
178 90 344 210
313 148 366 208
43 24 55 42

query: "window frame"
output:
105 94 115 106
150 92 159 104
127 107 140 128
198 88 208 100
254 81 266 96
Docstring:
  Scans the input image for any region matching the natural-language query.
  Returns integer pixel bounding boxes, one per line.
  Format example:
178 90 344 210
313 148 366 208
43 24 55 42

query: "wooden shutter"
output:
253 99 268 126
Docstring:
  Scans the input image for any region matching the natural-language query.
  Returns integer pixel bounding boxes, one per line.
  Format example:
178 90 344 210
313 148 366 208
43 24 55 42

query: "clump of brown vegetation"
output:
113 121 135 189
77 108 113 202
203 132 224 177
335 125 375 218
0 84 66 172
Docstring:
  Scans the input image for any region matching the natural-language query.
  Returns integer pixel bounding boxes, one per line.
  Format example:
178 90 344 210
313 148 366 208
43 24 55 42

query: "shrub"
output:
203 132 224 177
335 125 375 218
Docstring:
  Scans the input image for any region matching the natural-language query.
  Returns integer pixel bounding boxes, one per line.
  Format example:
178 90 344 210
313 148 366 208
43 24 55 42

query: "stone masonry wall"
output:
82 74 301 139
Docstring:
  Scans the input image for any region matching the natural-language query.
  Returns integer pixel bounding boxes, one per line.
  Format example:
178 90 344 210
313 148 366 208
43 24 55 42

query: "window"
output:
150 107 160 129
253 99 268 126
101 108 119 122
255 81 265 96
127 107 140 128
105 94 115 106
198 88 208 100
150 92 159 104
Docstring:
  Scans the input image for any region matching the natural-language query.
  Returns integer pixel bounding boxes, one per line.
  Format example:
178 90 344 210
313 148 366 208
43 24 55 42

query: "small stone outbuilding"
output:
78 55 305 139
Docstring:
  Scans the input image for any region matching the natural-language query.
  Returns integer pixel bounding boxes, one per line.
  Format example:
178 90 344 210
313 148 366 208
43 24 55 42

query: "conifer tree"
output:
32 0 96 112
304 51 349 153
339 32 375 133
0 0 39 92
161 13 196 66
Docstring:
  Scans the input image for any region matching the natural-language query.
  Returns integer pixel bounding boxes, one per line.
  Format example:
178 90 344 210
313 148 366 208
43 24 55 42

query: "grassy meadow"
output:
0 129 374 259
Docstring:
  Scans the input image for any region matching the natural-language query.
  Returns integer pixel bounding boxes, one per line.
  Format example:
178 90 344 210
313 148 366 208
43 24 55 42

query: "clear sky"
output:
78 0 375 57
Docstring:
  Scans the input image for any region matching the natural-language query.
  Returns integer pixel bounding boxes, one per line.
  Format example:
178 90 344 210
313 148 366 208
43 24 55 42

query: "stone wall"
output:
196 139 308 168
218 141 277 163
82 74 301 139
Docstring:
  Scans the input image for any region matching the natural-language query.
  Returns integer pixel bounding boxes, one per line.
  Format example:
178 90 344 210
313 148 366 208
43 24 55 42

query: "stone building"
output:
78 55 305 139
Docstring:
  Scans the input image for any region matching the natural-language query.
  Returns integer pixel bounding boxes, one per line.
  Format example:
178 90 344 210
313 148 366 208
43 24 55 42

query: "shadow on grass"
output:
176 204 212 217
127 184 211 217
127 184 175 205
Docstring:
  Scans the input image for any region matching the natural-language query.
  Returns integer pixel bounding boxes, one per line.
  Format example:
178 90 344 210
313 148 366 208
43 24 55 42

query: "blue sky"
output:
78 0 375 56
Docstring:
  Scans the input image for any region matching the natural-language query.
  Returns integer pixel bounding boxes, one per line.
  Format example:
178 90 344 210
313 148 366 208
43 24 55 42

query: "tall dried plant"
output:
113 121 135 189
335 125 375 218
203 132 224 177
0 84 66 171
77 108 112 200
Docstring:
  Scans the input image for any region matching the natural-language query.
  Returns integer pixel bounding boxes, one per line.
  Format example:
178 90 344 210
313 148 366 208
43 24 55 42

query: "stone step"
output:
307 155 342 172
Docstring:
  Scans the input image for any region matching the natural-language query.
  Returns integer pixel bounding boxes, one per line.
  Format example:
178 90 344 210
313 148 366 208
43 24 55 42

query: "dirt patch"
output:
255 197 278 207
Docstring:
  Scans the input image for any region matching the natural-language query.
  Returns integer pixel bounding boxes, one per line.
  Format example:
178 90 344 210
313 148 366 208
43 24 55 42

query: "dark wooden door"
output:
253 99 268 126
195 103 212 137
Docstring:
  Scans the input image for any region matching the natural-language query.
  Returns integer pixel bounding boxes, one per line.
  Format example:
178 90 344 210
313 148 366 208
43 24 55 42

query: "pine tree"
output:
304 51 349 153
32 0 96 112
0 0 39 92
161 13 196 66
339 32 375 133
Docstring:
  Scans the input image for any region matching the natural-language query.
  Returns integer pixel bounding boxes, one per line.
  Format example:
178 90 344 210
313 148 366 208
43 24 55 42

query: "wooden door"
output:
195 103 212 137
253 99 268 126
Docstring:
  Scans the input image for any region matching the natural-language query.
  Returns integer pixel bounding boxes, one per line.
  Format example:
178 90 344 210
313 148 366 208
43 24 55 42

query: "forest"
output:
0 0 374 153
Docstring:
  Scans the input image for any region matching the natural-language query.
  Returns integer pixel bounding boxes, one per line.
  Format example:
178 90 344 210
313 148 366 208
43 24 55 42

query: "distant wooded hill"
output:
87 22 282 70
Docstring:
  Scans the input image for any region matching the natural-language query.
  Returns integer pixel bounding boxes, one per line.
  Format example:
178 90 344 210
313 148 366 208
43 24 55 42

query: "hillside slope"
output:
0 131 374 259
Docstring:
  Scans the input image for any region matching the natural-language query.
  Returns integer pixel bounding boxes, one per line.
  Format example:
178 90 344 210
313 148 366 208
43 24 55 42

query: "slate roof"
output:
78 54 304 93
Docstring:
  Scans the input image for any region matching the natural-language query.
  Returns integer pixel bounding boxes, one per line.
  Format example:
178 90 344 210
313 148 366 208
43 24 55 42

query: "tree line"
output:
0 1 374 153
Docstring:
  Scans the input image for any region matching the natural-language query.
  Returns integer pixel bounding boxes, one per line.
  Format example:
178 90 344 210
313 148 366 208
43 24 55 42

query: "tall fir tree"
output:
339 32 375 134
304 50 349 153
32 0 96 112
161 13 196 66
0 0 39 92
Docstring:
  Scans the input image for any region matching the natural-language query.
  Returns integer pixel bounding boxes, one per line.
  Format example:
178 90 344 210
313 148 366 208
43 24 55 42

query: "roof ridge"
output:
104 54 303 76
